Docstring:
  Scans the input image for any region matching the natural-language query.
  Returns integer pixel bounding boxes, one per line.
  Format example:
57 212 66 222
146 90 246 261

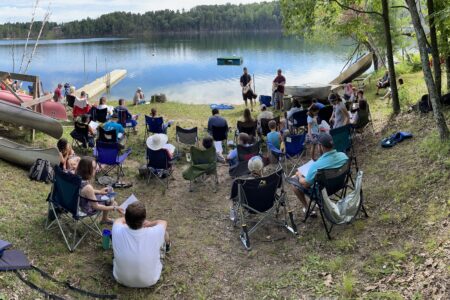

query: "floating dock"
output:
76 69 127 98
217 57 243 66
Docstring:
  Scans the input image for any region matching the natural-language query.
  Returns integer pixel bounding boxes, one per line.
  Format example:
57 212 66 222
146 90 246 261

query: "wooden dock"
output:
76 69 127 98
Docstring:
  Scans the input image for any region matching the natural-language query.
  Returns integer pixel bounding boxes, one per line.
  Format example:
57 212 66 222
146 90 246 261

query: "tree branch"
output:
331 0 383 17
391 5 409 10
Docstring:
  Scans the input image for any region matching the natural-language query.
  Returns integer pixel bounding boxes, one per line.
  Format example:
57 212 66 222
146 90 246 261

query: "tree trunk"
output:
447 56 450 92
426 0 442 97
406 0 449 141
381 0 400 114
372 51 379 72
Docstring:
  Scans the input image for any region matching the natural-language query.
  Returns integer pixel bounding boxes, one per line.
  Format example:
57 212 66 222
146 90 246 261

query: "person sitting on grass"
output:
287 133 348 216
267 120 281 150
133 87 145 105
227 132 252 167
306 104 320 160
376 70 390 95
350 99 370 129
112 201 170 288
57 138 80 173
114 98 139 132
77 156 123 225
150 107 174 133
103 113 125 142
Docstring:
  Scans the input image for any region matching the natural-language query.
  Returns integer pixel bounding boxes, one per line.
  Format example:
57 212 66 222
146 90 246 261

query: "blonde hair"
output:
248 156 263 173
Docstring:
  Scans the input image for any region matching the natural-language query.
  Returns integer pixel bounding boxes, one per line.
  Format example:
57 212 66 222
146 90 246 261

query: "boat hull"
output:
0 137 60 168
0 100 63 139
285 83 332 100
329 53 373 85
0 90 67 120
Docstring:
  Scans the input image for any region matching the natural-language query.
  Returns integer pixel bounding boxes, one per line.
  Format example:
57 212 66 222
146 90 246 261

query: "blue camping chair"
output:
330 124 358 171
45 166 102 251
259 95 272 107
94 141 132 183
146 148 174 190
144 116 165 141
268 133 306 176
289 110 308 133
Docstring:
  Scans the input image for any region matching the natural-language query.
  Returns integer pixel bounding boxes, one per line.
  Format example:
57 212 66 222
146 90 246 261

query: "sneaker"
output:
165 242 171 253
230 207 237 222
302 208 317 218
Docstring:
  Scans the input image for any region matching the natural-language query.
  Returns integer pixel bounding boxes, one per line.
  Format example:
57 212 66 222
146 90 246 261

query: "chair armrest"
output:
117 148 132 163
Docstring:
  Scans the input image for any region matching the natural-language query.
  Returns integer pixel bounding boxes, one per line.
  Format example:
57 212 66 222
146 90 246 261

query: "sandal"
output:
113 182 133 189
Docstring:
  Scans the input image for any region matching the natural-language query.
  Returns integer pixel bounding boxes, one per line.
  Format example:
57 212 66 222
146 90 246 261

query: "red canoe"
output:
0 90 67 120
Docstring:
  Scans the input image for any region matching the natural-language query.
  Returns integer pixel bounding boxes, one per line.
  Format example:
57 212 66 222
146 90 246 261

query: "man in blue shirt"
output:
288 133 348 215
103 114 125 142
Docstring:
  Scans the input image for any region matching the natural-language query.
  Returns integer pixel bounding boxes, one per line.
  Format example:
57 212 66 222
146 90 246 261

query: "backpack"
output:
29 159 54 183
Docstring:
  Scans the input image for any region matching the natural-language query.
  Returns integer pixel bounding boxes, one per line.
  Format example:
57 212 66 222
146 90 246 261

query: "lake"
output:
0 33 350 104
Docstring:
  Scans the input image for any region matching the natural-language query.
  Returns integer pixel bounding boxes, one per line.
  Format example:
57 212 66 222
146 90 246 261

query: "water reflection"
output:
0 33 349 104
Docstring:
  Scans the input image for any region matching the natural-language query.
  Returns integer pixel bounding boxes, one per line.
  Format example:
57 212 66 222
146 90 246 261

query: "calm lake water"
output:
0 34 350 104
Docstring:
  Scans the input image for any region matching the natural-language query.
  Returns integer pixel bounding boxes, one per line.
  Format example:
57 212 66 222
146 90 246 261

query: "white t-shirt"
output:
112 222 165 288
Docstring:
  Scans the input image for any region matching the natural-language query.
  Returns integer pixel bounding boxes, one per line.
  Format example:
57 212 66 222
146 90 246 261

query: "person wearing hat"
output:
133 87 145 106
288 133 348 215
103 113 125 142
146 133 174 159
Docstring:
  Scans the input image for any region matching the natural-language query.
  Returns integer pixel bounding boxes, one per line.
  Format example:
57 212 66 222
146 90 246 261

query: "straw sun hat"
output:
146 134 168 151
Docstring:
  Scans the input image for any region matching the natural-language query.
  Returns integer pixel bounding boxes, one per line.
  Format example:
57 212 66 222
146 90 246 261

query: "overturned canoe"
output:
0 100 63 139
284 83 332 100
329 53 373 85
0 137 60 168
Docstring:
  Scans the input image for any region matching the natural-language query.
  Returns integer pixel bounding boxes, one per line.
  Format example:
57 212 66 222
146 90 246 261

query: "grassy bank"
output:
0 71 449 299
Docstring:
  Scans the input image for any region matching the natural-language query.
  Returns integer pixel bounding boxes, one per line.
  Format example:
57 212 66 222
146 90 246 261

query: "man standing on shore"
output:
272 69 286 110
240 67 257 111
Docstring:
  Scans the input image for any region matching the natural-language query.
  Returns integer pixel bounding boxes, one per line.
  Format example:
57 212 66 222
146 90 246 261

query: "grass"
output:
0 70 449 299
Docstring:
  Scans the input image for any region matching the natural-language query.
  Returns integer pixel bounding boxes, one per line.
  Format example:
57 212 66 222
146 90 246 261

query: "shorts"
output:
243 90 256 101
286 176 312 195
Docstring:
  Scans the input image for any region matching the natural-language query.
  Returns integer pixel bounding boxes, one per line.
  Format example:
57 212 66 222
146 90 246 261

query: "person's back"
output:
258 110 274 122
208 109 228 132
112 202 167 288
305 148 348 185
104 118 124 141
266 120 281 149
354 101 370 129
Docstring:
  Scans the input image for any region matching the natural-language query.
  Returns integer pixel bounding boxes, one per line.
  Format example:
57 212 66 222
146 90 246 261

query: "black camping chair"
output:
90 107 108 123
66 94 75 109
229 142 261 178
318 105 333 124
289 110 308 133
70 122 94 150
176 126 198 155
97 126 118 143
260 116 280 137
237 120 257 137
231 168 298 250
211 124 229 154
146 148 174 191
304 161 368 239
45 166 103 251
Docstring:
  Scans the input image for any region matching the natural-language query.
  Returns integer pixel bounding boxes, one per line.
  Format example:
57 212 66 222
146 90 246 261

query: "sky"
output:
0 0 265 24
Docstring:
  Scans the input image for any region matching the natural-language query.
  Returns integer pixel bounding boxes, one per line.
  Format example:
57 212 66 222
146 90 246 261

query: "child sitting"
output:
306 104 320 160
267 120 281 150
227 133 251 167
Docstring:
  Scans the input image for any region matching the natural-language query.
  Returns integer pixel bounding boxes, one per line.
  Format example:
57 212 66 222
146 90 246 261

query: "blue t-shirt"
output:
267 131 281 149
305 150 348 185
103 121 125 140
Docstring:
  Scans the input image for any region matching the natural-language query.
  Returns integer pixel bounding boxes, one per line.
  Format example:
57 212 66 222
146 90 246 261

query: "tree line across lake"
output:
0 2 282 38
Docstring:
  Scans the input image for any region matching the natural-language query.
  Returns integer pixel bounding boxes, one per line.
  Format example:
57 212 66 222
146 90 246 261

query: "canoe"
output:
284 83 332 100
0 100 63 139
76 69 127 99
217 57 243 66
0 137 60 168
329 53 373 85
0 90 67 120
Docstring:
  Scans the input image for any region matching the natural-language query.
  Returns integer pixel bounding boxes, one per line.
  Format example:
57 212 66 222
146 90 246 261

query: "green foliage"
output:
0 2 282 38
339 273 356 298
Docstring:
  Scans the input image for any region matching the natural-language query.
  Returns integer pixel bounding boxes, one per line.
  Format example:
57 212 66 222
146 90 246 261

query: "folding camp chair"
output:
289 110 308 133
116 107 136 133
269 133 306 176
318 105 333 124
144 116 165 141
70 122 94 150
97 126 118 143
94 141 131 183
235 120 258 144
229 142 261 178
330 124 358 171
90 107 108 123
304 161 368 239
259 95 272 107
260 116 280 137
146 148 173 190
182 146 218 192
351 107 375 152
211 125 229 154
175 126 198 155
45 166 102 251
231 168 298 250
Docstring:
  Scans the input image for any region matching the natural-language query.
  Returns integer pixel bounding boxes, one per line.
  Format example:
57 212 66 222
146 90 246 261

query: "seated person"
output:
146 133 174 160
376 70 390 95
76 156 123 225
112 201 170 288
350 99 370 129
103 113 125 142
227 133 252 167
114 98 139 131
240 108 255 124
267 120 281 150
97 96 114 117
74 91 90 110
286 98 303 120
79 114 96 136
150 108 174 133
288 133 348 216
133 87 145 105
57 138 80 172
257 104 274 128
312 98 325 109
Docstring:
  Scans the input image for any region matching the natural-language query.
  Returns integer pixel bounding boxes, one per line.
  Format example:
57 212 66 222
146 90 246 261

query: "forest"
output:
0 1 282 38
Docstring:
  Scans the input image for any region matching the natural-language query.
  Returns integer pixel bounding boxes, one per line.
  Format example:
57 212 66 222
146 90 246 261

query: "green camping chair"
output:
182 146 218 192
